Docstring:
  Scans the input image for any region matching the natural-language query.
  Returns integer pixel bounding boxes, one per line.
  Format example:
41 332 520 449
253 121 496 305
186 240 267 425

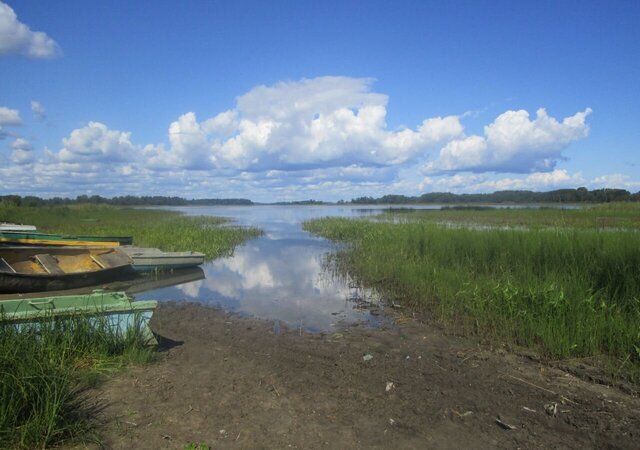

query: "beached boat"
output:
120 247 205 271
0 223 37 232
0 230 132 247
0 290 157 345
0 247 135 293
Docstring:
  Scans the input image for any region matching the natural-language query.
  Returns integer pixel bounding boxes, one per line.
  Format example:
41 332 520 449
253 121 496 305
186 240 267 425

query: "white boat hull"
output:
0 223 37 232
120 247 205 271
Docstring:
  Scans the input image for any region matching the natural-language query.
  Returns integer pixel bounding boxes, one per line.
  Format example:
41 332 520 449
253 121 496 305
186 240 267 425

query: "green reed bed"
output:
0 314 154 449
383 202 640 230
0 203 262 259
304 217 640 381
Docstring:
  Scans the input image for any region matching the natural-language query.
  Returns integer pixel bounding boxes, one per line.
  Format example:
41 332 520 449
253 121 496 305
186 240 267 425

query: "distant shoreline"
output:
1 186 638 207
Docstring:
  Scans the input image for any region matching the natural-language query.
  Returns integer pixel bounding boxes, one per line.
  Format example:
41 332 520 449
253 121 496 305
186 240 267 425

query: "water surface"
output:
135 205 412 332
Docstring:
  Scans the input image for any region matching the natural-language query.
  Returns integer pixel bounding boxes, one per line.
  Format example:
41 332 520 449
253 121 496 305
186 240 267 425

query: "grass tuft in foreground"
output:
0 313 154 449
0 203 262 259
304 216 640 382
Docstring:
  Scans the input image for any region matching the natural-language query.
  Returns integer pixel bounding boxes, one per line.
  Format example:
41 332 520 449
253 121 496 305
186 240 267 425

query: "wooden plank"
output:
0 257 16 273
90 255 106 269
34 254 64 274
92 250 131 268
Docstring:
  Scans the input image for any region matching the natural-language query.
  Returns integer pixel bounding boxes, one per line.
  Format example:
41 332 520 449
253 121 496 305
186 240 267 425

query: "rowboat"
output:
0 230 132 247
0 290 157 345
120 246 205 271
0 247 135 293
0 223 37 232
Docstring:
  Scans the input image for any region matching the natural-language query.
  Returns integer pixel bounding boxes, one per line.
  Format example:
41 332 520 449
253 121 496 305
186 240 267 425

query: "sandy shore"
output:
74 302 639 449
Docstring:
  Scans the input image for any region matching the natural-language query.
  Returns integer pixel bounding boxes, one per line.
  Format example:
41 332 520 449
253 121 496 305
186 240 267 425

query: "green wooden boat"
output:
0 230 133 247
0 290 157 345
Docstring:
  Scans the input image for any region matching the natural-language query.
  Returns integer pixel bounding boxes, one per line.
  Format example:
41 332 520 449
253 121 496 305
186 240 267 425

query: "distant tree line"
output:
349 188 640 204
0 195 253 207
1 187 639 207
271 200 328 205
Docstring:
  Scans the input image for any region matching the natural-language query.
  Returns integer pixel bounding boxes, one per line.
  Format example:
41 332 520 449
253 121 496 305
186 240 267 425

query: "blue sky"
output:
1 0 638 201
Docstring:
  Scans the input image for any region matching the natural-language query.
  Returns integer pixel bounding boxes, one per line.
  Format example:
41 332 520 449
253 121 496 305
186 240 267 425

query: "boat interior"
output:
0 248 131 275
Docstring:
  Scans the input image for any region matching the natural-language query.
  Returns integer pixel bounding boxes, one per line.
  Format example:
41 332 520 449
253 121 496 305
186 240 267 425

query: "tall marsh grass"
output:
0 313 154 449
0 203 262 259
385 202 640 230
305 217 640 380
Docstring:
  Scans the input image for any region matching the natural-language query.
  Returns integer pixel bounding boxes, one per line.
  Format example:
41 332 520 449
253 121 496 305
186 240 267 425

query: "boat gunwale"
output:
0 300 158 323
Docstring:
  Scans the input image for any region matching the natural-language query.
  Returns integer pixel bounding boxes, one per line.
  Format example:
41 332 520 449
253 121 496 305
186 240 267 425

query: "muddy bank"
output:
80 302 639 449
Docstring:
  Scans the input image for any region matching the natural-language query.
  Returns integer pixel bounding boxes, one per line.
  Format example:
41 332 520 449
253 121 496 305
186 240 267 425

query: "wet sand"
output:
78 302 639 449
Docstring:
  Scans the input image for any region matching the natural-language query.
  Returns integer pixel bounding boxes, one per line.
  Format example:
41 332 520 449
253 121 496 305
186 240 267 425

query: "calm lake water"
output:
133 205 441 332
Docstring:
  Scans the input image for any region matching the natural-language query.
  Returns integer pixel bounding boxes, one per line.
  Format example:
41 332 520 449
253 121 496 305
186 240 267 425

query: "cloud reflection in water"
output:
135 205 398 332
138 235 386 332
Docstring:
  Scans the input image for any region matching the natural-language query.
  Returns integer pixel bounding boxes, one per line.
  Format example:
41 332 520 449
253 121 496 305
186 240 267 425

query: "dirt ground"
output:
77 302 639 449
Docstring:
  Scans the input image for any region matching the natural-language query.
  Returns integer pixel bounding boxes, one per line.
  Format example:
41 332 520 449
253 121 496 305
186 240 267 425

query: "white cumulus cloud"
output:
147 76 463 172
420 169 585 193
592 173 640 191
0 106 21 139
0 1 61 58
486 169 585 190
57 122 138 162
168 112 215 169
0 106 22 125
0 76 603 201
425 108 592 174
10 137 34 164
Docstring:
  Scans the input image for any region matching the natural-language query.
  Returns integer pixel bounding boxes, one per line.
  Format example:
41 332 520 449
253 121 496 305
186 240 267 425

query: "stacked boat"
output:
0 226 204 279
0 222 204 341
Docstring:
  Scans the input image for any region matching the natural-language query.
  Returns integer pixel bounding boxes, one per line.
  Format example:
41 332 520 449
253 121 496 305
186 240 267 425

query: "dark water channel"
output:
133 205 437 333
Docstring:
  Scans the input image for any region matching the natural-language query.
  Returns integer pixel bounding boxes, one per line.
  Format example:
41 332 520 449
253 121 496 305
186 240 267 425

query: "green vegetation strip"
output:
382 202 640 230
304 211 640 382
0 314 155 449
0 203 262 259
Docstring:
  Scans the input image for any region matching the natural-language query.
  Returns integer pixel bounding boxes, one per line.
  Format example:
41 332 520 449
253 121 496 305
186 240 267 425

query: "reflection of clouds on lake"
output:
176 278 204 297
192 237 369 332
138 205 392 332
224 249 277 289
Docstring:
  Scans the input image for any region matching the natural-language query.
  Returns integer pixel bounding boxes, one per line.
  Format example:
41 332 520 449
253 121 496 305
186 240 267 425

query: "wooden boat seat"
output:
91 251 131 269
34 254 65 275
0 257 16 273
